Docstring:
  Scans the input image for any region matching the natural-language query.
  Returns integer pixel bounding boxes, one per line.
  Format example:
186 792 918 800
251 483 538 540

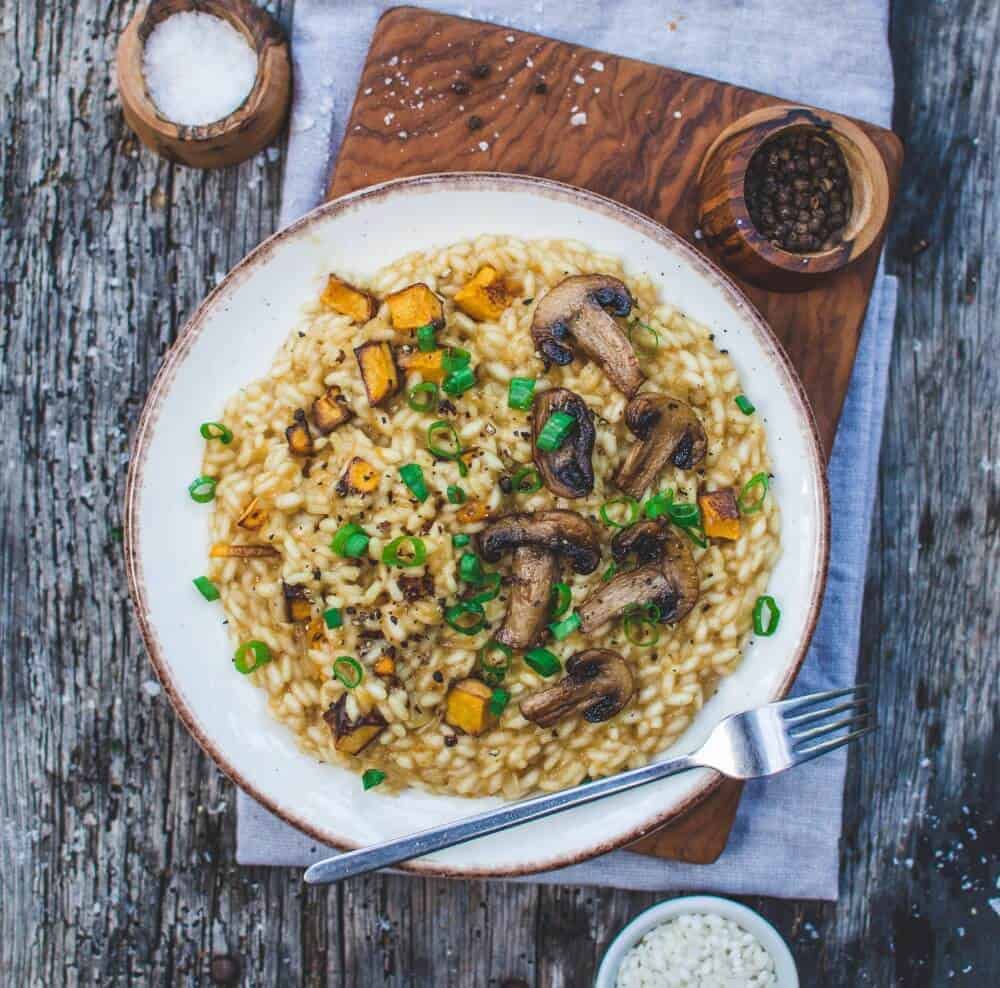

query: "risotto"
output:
197 236 780 799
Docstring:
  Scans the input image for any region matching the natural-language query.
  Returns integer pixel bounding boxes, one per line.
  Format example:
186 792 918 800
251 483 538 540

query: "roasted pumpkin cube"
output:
283 582 312 623
354 341 400 406
236 497 268 531
320 275 377 323
385 283 444 331
373 656 397 679
336 457 380 495
398 348 447 384
310 385 354 434
699 488 742 540
305 615 327 649
323 694 387 755
453 265 512 321
285 409 315 456
444 678 493 735
456 499 488 525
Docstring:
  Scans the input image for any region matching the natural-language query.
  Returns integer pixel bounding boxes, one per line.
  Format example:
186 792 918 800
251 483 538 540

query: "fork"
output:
304 684 874 885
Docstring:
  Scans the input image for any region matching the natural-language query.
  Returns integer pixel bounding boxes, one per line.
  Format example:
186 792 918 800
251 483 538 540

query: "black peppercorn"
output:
471 63 490 78
451 79 470 95
467 115 484 131
533 80 548 94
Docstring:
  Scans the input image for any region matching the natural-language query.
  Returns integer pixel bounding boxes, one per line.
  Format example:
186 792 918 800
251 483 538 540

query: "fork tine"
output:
793 724 876 764
774 684 867 713
784 697 870 728
791 712 872 744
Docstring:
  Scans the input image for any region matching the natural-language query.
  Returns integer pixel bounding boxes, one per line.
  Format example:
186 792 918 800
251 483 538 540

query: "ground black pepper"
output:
450 79 470 95
744 129 852 253
471 63 490 79
467 115 484 131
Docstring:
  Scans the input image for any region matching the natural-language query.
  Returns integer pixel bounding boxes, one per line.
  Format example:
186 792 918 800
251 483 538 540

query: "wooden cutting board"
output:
325 6 902 864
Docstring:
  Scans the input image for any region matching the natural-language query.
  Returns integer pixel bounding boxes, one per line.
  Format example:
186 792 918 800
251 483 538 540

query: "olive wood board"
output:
324 6 902 866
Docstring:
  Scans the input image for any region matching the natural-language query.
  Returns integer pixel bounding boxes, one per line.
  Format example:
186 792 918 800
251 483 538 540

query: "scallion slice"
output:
447 484 466 505
628 319 660 354
738 473 769 514
667 502 701 528
443 364 476 396
600 496 639 529
442 347 472 372
466 571 502 605
683 527 708 549
331 523 370 558
407 381 439 413
451 533 471 548
623 603 661 647
753 595 781 636
508 377 536 410
644 490 674 520
199 421 233 444
192 576 220 601
332 655 364 688
416 324 438 352
512 465 542 494
323 607 343 629
399 463 429 502
735 394 756 415
549 611 581 641
549 582 572 618
489 688 511 716
362 769 386 790
478 640 513 686
188 475 217 503
601 562 618 582
444 600 487 636
233 640 272 675
536 411 576 451
427 419 468 476
458 551 484 584
524 647 561 677
382 535 427 568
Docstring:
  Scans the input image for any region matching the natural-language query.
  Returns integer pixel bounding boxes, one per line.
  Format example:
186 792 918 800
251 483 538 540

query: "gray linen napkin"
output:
237 0 898 901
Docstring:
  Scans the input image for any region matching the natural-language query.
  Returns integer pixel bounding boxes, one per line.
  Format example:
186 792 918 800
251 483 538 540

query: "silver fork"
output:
304 684 874 885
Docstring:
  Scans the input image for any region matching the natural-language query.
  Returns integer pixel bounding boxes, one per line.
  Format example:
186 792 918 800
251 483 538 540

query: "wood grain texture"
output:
0 1 996 986
326 5 902 866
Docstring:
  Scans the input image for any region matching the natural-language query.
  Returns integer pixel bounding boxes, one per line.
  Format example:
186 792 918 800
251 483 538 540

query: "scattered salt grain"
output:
570 112 587 127
384 112 395 125
478 140 490 151
143 12 257 126
573 73 586 84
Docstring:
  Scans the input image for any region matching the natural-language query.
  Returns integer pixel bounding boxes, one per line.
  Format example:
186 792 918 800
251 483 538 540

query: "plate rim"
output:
124 171 831 878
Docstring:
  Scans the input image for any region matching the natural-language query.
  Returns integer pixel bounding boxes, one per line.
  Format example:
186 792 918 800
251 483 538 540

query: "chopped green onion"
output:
323 607 343 629
192 576 219 601
644 490 674 520
667 501 701 528
682 527 707 548
362 769 386 790
442 346 471 372
628 320 661 354
601 562 618 582
382 535 427 568
549 582 572 618
753 595 781 636
466 571 502 605
199 421 233 444
600 496 639 529
738 473 770 514
549 611 581 641
447 484 467 504
416 324 438 352
407 381 439 412
233 640 272 675
188 475 217 503
333 655 364 688
489 688 511 716
427 419 468 476
331 523 370 558
735 394 756 415
508 377 536 410
444 600 487 635
452 533 471 548
399 463 429 502
623 604 661 647
478 640 513 686
536 411 576 451
524 647 561 677
458 551 484 584
512 465 543 494
443 364 476 396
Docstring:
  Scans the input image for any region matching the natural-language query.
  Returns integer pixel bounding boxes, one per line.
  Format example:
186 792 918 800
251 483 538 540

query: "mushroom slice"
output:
531 388 596 499
531 275 644 397
476 509 602 576
520 650 634 727
494 546 560 650
578 525 699 631
614 394 708 498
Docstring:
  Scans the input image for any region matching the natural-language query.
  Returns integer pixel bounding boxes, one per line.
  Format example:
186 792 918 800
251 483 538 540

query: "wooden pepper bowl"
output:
116 0 291 169
696 105 891 292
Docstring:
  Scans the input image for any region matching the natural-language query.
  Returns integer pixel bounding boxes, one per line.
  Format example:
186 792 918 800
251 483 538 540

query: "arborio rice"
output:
615 913 777 987
200 235 780 798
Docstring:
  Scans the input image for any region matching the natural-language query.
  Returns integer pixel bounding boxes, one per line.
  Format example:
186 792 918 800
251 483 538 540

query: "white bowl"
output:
595 895 799 987
125 173 829 878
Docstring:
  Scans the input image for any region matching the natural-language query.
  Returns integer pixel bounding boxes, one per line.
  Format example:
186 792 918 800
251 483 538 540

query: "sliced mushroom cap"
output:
520 649 634 727
531 388 596 499
614 393 708 498
476 509 602 575
531 275 644 398
578 525 699 631
494 546 560 651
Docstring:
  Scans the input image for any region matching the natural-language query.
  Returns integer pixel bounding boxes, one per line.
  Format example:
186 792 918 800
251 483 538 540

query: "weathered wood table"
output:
0 2 995 985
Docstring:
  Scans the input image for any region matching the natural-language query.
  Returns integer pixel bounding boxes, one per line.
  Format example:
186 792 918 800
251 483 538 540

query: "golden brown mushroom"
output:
531 388 596 499
520 649 634 727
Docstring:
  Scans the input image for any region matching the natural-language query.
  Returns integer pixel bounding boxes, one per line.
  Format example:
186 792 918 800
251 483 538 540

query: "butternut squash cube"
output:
453 265 512 321
236 497 268 531
337 457 380 495
373 656 397 679
456 499 488 525
398 348 447 384
699 488 742 540
320 275 377 323
285 409 314 456
444 678 493 735
354 341 400 406
386 283 444 331
324 694 387 755
283 582 312 623
310 385 354 435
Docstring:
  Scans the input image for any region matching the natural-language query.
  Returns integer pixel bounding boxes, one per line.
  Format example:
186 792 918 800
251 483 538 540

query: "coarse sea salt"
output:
143 12 257 126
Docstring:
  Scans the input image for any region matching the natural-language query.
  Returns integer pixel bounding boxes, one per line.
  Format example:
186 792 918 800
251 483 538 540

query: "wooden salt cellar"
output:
117 0 291 169
697 105 891 291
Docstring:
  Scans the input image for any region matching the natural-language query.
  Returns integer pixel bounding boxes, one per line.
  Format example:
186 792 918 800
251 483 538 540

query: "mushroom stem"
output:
494 546 559 651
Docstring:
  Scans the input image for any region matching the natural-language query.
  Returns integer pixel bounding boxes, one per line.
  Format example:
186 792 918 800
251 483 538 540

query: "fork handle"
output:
304 753 701 884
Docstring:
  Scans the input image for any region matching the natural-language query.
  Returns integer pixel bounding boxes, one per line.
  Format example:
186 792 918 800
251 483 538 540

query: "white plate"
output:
125 173 829 878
